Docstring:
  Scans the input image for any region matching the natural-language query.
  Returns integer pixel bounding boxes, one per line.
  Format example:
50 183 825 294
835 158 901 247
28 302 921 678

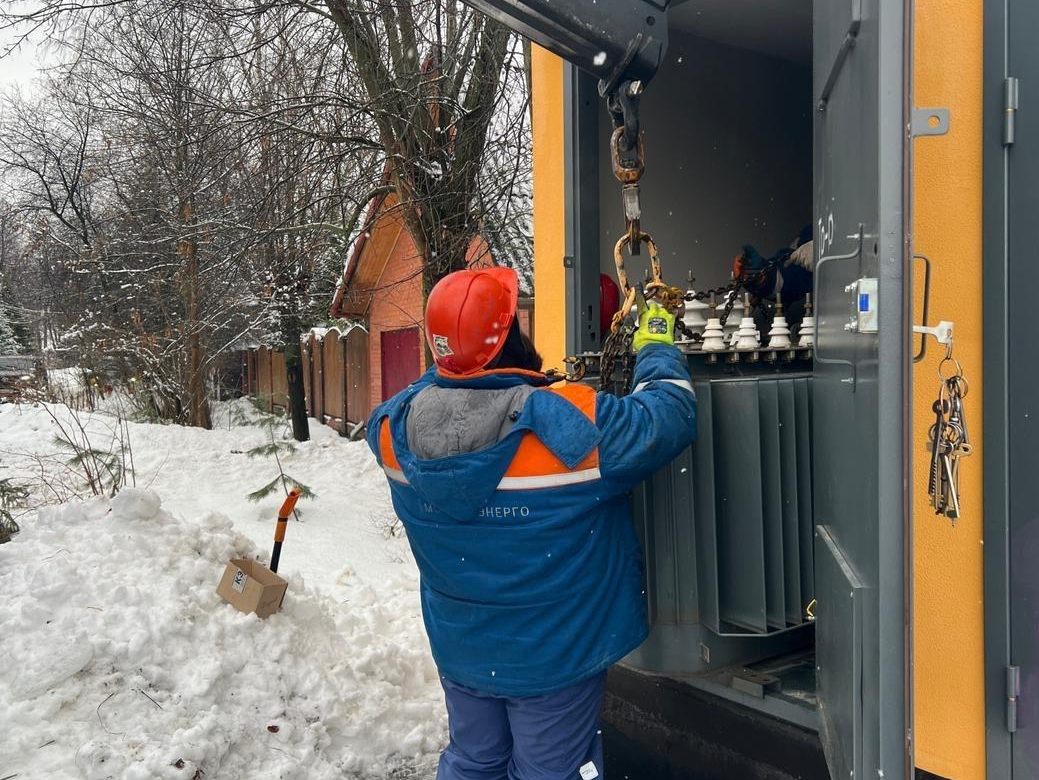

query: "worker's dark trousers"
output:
436 671 606 780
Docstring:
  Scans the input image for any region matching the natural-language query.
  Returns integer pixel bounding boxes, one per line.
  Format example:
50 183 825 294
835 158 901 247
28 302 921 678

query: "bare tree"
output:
0 0 533 435
300 0 527 294
1 5 257 425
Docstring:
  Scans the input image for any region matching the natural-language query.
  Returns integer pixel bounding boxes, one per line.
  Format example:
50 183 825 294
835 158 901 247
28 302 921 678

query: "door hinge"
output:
1007 665 1020 733
1004 77 1019 147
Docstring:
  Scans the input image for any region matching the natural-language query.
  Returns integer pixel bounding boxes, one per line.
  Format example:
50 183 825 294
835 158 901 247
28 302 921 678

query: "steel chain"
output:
597 255 786 393
685 255 785 327
598 324 636 393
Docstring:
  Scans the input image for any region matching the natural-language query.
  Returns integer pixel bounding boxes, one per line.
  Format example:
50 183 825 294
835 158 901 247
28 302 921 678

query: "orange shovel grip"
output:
274 488 303 540
274 517 288 542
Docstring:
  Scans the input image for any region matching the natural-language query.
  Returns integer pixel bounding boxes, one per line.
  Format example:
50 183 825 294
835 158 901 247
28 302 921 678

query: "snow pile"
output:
0 400 406 590
0 489 446 779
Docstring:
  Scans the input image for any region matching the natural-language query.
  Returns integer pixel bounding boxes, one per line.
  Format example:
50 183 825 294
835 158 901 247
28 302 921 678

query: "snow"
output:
304 324 366 343
0 400 446 779
47 366 88 396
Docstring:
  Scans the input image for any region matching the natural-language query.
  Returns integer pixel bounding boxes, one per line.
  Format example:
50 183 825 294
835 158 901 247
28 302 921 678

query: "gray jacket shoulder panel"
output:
405 384 539 460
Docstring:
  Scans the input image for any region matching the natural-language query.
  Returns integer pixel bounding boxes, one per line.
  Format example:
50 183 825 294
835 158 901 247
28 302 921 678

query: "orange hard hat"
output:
424 267 519 375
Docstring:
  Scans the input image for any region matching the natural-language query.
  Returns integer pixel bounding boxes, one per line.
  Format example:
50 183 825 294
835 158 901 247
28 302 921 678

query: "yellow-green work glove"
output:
632 302 675 352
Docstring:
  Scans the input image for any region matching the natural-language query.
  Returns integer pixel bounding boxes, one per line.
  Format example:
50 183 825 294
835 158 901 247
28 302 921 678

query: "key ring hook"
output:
938 358 963 382
938 353 963 383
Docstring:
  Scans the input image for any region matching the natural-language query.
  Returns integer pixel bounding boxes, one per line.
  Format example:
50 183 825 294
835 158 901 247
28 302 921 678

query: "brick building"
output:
330 190 532 410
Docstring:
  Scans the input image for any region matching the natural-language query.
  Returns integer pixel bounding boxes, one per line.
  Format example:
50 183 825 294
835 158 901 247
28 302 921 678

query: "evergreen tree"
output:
0 308 23 355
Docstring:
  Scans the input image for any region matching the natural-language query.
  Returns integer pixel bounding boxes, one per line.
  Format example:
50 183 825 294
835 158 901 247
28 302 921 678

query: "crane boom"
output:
462 0 673 256
460 0 670 90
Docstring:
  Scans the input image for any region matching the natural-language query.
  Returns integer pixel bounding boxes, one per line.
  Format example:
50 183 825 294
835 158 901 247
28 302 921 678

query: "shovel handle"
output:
274 488 303 542
270 488 303 574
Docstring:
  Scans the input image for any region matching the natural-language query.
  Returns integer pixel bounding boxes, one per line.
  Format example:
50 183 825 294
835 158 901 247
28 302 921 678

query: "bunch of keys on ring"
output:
927 348 972 524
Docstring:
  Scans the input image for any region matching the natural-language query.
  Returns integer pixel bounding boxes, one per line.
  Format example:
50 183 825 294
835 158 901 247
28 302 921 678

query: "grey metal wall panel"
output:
778 379 804 625
713 380 769 633
795 378 815 603
671 446 700 625
595 32 812 291
692 382 721 633
758 380 787 629
650 465 680 623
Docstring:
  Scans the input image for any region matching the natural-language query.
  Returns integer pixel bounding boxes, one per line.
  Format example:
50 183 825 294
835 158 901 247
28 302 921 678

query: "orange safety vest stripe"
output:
378 383 600 488
379 418 403 472
502 383 599 479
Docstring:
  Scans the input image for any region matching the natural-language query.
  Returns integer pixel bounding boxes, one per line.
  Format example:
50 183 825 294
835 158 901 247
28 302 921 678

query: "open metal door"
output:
812 1 911 778
986 0 1039 774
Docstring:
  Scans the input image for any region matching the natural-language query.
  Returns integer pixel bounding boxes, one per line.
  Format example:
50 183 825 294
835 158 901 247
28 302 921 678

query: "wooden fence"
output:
244 346 288 408
243 326 370 435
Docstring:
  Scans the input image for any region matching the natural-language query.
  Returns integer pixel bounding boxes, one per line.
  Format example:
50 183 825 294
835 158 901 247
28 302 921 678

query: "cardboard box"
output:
216 558 287 618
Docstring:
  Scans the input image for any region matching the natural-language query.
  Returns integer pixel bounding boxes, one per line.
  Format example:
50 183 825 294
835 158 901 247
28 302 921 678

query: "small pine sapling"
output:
43 405 134 498
244 402 315 518
0 476 28 543
53 435 131 497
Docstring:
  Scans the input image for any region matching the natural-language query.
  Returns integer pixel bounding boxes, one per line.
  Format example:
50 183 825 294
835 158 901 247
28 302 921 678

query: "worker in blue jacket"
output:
367 266 697 780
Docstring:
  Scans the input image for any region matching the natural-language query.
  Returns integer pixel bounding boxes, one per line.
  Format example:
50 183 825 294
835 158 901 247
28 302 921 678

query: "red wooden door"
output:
380 327 420 401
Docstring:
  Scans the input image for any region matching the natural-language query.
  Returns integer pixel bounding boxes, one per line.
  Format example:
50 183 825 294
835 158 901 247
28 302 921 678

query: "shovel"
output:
269 488 302 574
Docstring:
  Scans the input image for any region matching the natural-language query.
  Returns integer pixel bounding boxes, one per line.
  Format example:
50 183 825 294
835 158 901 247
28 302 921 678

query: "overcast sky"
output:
0 12 46 93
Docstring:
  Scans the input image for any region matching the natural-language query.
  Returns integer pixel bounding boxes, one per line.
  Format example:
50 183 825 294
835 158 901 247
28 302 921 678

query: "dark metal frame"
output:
562 63 603 356
880 3 913 774
983 0 1013 777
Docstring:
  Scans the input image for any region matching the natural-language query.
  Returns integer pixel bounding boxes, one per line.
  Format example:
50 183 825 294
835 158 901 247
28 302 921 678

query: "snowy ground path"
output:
0 399 445 779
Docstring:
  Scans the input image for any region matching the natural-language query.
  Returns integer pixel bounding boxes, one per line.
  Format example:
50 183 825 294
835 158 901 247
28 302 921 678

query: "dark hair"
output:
493 319 543 372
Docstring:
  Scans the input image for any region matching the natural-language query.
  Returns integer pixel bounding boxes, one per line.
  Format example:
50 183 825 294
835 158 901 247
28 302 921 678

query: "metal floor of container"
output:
603 659 828 780
656 649 819 732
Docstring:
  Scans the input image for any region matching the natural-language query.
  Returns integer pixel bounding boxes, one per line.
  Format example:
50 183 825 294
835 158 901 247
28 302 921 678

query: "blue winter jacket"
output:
366 344 697 696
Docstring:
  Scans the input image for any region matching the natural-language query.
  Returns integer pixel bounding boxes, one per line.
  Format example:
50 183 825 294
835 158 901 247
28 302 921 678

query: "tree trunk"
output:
283 320 310 442
522 38 533 122
180 198 211 430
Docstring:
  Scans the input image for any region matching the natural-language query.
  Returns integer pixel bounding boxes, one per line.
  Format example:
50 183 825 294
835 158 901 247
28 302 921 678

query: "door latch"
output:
844 277 878 334
913 321 954 346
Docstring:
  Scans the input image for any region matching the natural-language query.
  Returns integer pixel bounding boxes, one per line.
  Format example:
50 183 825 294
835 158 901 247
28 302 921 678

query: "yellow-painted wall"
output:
530 46 567 366
912 1 986 777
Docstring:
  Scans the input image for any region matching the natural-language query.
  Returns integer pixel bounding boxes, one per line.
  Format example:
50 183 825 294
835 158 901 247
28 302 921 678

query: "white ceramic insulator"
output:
736 317 761 351
767 316 792 350
722 295 744 335
701 318 726 352
799 316 816 348
683 293 710 333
